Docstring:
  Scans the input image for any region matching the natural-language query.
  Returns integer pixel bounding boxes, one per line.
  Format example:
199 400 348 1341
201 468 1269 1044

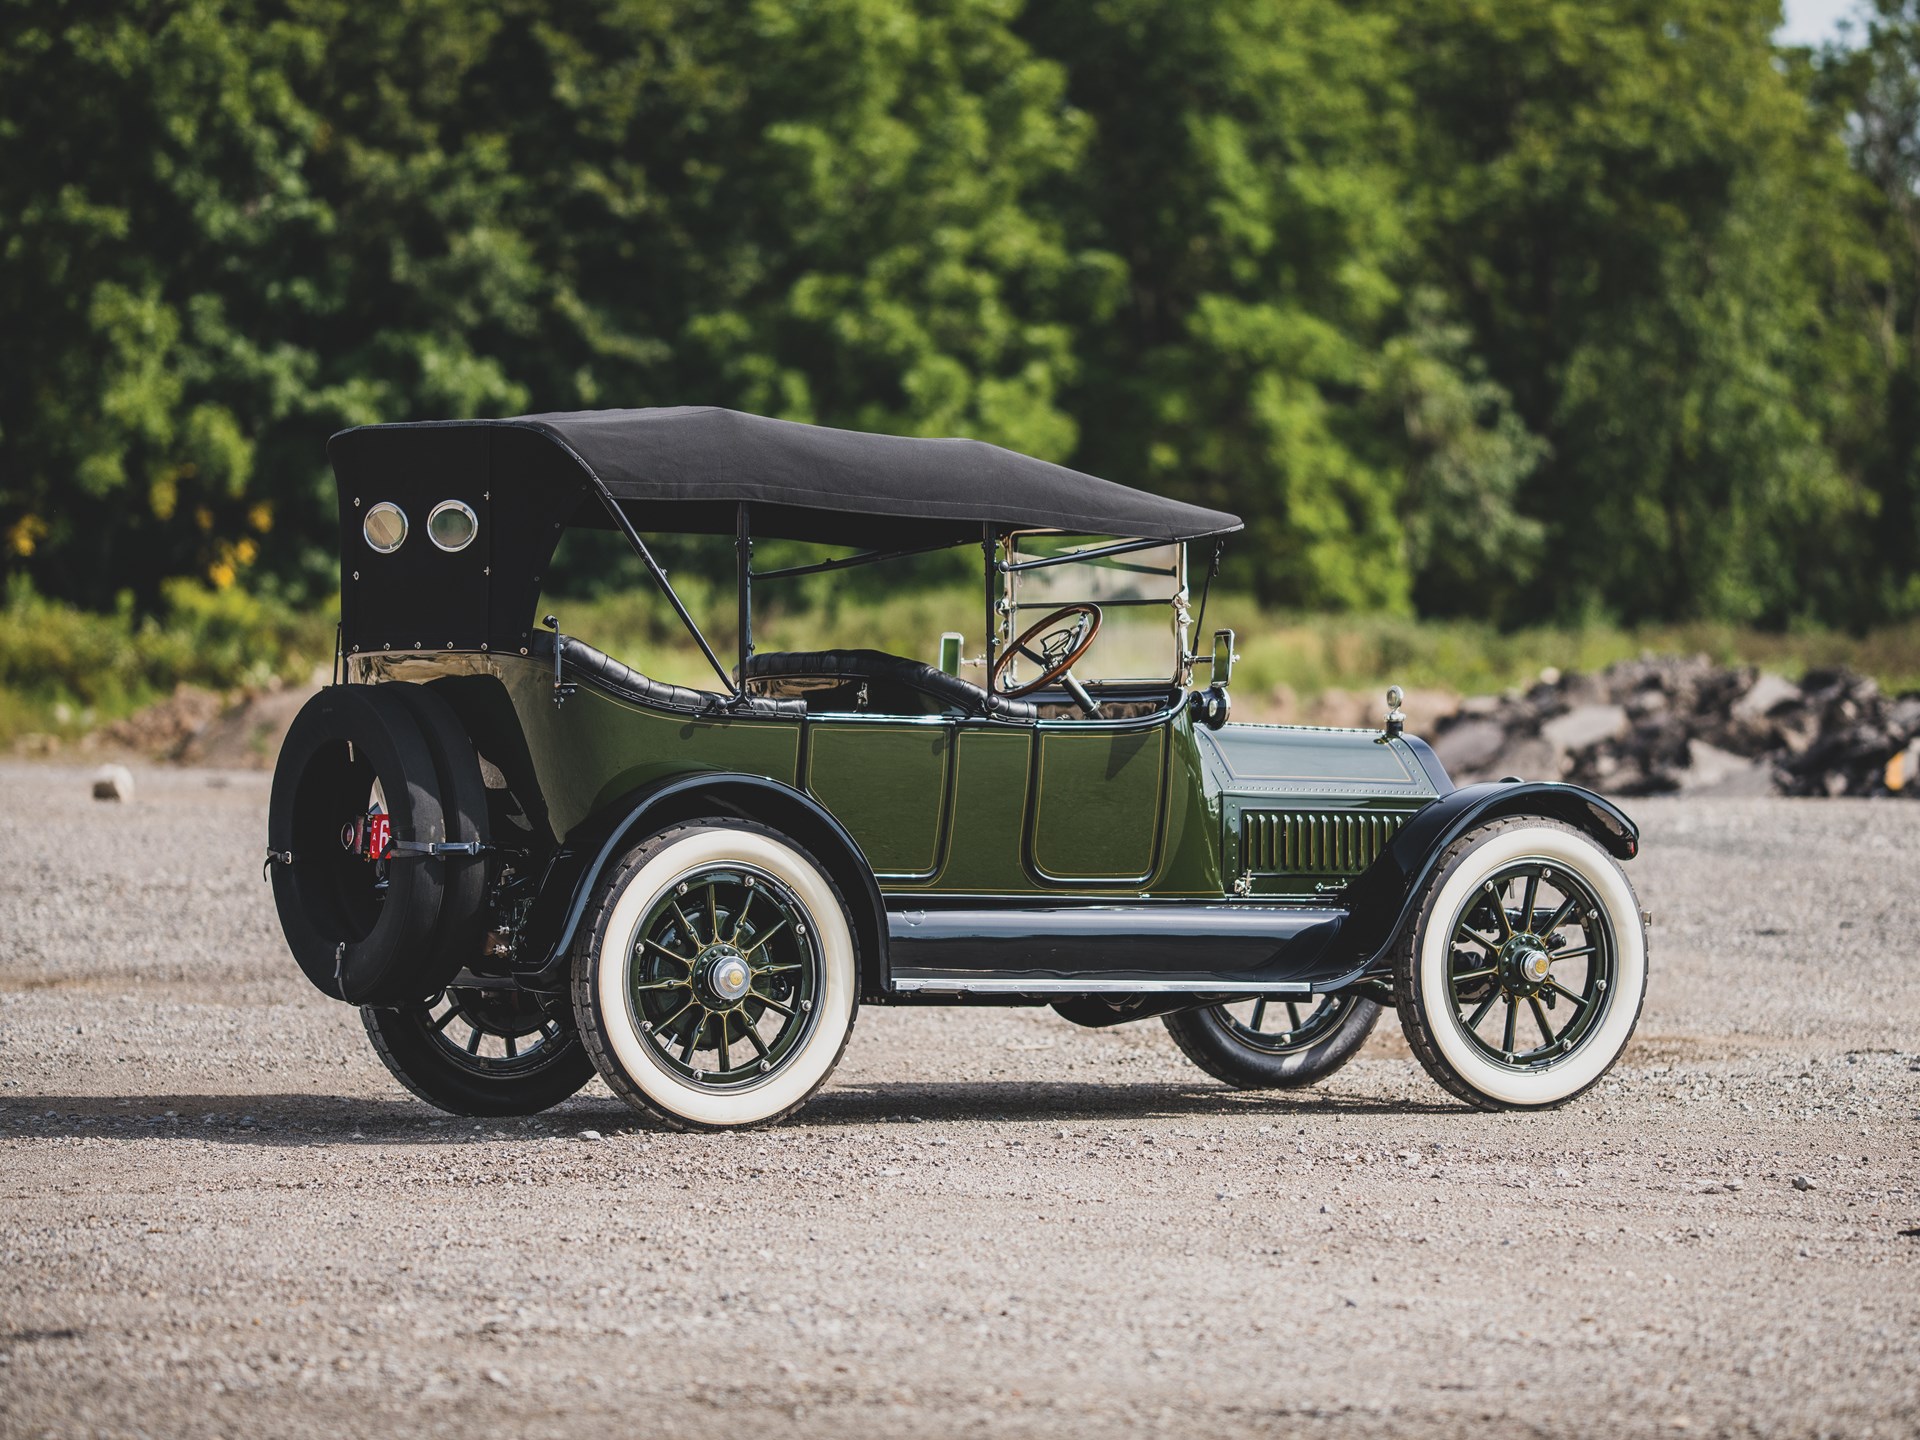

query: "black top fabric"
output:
329 407 1240 548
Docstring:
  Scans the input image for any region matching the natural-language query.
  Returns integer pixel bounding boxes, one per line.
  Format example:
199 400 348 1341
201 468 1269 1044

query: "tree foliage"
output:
0 0 1910 627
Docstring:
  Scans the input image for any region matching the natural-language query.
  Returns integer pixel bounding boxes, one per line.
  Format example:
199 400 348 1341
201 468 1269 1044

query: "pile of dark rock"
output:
1429 657 1920 798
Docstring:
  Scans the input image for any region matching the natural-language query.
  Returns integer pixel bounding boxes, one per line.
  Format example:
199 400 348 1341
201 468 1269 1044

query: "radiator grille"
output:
1240 809 1407 875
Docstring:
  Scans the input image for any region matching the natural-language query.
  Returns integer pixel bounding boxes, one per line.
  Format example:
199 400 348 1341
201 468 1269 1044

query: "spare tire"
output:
385 681 492 989
268 685 448 1004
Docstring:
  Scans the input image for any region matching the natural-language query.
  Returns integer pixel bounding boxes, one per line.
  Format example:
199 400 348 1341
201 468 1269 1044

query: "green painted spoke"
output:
644 939 694 965
742 1022 770 1059
1250 999 1267 1030
1451 966 1498 984
678 1013 706 1063
752 991 795 1019
730 888 755 943
1458 929 1499 952
1467 989 1502 1030
504 1034 518 1060
1502 995 1518 1054
1527 995 1555 1050
631 979 686 992
754 962 802 975
465 1027 482 1056
655 998 696 1035
744 918 789 955
670 900 701 943
1286 1001 1303 1029
1540 897 1579 936
431 1007 458 1033
1521 872 1540 933
708 881 721 944
715 1012 730 1072
1553 945 1596 962
1491 886 1515 942
1545 979 1592 1011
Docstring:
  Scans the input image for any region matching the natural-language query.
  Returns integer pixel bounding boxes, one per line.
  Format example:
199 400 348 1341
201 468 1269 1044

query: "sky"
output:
1778 0 1867 47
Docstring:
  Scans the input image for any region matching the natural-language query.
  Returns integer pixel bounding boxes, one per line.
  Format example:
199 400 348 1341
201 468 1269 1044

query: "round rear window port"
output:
428 500 478 553
363 502 408 554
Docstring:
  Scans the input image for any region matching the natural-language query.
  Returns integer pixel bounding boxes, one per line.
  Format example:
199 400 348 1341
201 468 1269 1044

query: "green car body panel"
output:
363 652 1441 908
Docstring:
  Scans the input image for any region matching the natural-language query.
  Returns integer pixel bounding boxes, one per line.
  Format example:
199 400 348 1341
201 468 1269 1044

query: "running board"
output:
884 901 1346 992
890 970 1312 996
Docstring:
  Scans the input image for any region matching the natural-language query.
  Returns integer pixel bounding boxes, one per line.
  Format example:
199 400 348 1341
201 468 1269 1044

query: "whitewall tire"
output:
1392 818 1646 1110
571 820 859 1129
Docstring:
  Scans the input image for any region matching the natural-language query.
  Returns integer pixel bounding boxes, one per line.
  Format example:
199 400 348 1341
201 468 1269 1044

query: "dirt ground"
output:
1 761 1916 1439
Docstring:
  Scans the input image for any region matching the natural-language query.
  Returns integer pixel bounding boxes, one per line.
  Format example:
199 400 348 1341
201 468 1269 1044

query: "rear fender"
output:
515 773 886 998
1333 780 1638 980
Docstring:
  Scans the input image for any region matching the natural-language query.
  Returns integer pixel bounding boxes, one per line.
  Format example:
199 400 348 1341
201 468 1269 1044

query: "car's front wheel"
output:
1392 817 1647 1110
1163 992 1380 1089
570 820 859 1130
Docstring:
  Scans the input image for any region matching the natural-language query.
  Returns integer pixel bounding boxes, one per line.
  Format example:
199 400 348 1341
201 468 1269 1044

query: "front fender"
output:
1331 780 1638 981
514 771 886 995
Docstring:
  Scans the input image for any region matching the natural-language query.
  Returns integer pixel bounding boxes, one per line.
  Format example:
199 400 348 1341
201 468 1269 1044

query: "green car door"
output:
804 714 955 880
1025 713 1170 886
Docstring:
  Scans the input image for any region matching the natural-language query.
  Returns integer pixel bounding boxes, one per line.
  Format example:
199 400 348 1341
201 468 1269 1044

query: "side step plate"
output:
884 901 1346 994
890 970 1313 996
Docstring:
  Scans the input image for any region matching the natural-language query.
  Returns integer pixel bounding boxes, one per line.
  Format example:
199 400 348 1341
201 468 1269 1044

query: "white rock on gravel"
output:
90 763 135 802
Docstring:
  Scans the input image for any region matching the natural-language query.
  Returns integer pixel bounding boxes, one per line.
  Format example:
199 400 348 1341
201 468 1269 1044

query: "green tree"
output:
1816 0 1920 617
1399 0 1883 625
0 0 1091 606
1020 0 1417 610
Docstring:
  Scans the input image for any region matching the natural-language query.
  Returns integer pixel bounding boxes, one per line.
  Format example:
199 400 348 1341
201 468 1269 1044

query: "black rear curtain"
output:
329 407 1242 552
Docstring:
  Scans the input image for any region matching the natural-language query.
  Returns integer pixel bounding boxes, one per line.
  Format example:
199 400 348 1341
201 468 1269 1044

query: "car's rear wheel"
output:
1163 993 1380 1089
571 820 859 1130
1393 817 1647 1110
362 987 594 1116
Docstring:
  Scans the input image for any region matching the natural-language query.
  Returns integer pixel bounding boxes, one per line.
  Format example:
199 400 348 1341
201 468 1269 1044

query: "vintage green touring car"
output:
267 407 1647 1128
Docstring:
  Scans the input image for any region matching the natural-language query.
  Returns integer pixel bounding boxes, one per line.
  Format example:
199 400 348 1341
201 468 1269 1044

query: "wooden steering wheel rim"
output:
990 603 1104 699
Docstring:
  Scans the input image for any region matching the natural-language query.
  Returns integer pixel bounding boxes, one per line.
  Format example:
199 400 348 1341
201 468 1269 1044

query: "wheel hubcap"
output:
698 946 752 1005
1502 936 1554 992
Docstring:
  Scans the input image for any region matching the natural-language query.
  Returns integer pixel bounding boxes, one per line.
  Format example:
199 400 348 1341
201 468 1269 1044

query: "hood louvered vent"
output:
1241 809 1407 875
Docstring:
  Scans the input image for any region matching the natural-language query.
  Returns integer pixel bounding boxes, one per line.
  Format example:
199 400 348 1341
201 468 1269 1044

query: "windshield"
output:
1000 534 1190 688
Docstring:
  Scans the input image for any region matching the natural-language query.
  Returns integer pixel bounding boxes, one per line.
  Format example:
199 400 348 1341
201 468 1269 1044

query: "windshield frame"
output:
994 531 1192 691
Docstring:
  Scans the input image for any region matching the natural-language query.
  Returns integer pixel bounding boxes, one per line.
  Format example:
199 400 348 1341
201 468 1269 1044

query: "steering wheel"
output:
990 604 1104 712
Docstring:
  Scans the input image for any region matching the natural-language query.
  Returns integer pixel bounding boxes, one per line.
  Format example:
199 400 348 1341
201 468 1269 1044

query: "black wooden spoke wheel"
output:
572 819 860 1130
1393 818 1648 1110
1164 992 1380 1089
362 987 594 1117
624 866 821 1087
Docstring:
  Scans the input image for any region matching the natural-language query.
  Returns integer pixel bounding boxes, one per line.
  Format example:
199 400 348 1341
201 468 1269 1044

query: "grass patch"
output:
0 578 334 745
4 579 1917 748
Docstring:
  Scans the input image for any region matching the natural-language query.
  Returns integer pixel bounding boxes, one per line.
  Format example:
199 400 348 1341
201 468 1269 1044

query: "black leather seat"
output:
532 632 807 719
743 648 1038 720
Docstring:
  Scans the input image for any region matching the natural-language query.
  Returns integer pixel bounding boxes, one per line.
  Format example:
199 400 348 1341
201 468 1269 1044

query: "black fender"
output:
1329 780 1638 982
514 772 887 998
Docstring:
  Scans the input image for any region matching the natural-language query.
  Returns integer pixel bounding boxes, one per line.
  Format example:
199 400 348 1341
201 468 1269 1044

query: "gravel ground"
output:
2 761 1916 1439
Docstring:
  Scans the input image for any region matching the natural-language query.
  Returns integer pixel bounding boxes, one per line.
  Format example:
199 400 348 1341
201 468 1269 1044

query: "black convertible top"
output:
328 406 1240 548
